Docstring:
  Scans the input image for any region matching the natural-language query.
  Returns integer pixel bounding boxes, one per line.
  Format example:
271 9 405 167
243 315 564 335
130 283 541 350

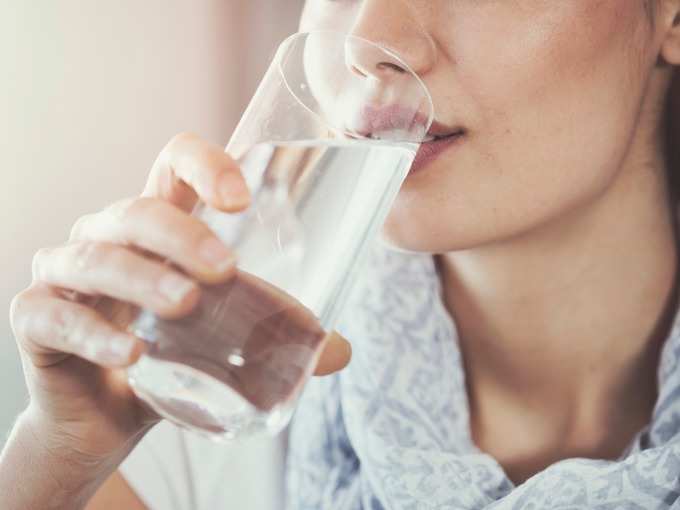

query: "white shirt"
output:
120 421 286 509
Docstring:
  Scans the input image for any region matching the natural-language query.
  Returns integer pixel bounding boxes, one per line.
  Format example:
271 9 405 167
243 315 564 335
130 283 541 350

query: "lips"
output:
345 104 432 142
345 105 465 174
410 129 465 175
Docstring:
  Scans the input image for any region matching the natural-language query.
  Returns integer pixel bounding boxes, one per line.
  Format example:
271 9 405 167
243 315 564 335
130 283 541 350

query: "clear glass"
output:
127 31 433 441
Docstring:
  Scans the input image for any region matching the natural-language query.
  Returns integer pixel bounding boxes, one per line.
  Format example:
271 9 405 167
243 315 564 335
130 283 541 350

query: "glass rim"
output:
276 29 435 144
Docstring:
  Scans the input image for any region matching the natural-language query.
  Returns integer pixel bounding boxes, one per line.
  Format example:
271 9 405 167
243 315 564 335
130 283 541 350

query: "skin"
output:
2 134 351 510
303 0 680 483
2 1 679 508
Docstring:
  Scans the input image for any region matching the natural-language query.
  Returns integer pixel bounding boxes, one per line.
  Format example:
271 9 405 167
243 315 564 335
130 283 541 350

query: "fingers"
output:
10 285 146 369
70 197 236 284
313 331 352 376
143 132 251 213
32 241 200 319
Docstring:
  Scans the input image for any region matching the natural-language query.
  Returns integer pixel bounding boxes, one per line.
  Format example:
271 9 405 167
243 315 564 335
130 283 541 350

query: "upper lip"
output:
346 104 465 142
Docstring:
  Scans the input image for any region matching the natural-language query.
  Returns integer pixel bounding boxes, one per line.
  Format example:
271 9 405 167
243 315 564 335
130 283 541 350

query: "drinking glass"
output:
127 31 433 440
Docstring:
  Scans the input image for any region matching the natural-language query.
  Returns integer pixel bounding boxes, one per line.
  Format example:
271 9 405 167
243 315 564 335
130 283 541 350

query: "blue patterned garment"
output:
286 239 680 509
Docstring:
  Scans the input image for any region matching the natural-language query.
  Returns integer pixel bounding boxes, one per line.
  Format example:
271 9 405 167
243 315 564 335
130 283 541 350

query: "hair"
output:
646 1 679 200
644 0 657 22
666 68 680 201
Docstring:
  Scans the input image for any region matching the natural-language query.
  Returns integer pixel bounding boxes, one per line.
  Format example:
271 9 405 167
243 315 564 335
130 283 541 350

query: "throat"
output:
430 150 680 483
442 262 675 486
432 217 679 484
435 266 677 486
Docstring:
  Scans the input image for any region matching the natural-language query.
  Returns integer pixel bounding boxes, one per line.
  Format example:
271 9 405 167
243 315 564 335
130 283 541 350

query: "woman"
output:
3 1 680 508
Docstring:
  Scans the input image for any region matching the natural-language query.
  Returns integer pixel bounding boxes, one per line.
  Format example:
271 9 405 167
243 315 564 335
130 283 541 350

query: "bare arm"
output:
0 411 142 510
3 416 145 510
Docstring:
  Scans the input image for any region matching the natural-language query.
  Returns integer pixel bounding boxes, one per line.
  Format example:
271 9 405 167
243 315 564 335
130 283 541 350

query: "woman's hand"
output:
7 133 352 500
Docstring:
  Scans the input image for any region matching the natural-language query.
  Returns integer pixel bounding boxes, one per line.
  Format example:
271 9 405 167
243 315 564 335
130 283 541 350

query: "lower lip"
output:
409 134 465 175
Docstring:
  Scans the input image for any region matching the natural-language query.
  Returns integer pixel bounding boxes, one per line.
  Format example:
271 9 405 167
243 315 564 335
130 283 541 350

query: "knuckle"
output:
71 240 108 273
51 305 85 348
31 247 50 281
104 244 130 268
69 213 94 241
105 196 142 224
9 288 32 338
9 287 54 350
164 132 199 158
105 197 162 245
47 303 73 344
8 285 96 356
43 304 92 352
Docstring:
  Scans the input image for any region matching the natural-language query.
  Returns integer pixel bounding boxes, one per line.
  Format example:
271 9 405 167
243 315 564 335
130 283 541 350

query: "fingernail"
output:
158 273 196 303
199 237 235 272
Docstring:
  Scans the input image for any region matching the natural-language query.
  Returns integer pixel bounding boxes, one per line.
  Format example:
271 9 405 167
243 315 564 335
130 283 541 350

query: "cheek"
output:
384 1 653 252
456 0 648 148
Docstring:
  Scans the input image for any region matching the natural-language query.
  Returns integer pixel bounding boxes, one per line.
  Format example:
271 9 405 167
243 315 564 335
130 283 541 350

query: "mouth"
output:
422 124 465 143
343 106 466 175
344 104 432 142
410 123 466 175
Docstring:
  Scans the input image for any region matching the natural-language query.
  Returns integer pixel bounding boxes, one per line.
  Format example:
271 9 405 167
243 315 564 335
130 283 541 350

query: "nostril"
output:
376 61 407 74
349 61 407 79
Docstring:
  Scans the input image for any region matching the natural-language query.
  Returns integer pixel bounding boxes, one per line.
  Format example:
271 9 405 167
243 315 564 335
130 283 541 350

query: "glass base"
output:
128 354 294 441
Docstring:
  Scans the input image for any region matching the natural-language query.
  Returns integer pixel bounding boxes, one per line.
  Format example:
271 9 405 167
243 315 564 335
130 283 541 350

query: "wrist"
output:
0 409 113 510
23 406 112 481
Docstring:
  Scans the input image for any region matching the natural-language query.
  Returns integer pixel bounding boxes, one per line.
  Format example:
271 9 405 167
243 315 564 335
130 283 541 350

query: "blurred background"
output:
1 0 303 507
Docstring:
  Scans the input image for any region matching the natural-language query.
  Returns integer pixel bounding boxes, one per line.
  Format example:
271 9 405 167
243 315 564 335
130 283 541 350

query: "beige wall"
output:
0 0 303 442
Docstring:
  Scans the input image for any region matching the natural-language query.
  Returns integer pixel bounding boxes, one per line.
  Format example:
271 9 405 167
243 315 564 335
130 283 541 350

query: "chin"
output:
380 219 466 254
380 200 515 254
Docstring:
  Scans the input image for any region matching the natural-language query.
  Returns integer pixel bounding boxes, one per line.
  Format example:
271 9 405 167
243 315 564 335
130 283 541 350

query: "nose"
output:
346 0 436 80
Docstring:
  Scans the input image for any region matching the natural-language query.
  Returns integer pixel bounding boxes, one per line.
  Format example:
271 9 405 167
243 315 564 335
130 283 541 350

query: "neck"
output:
438 74 679 460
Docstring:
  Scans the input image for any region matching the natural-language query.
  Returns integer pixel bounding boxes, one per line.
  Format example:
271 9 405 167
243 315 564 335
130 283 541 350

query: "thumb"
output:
313 330 352 376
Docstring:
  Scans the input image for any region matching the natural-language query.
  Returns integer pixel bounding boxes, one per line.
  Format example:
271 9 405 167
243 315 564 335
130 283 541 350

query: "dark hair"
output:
647 1 679 200
666 69 680 201
644 0 657 23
